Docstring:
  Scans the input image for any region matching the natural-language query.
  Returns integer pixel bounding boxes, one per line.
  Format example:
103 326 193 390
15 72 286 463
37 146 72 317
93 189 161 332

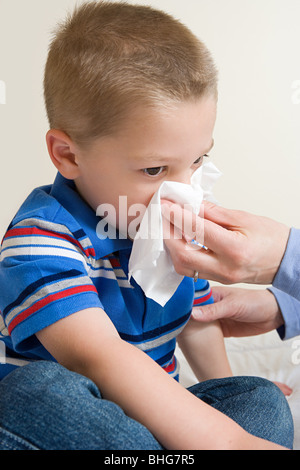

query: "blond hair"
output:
44 1 218 145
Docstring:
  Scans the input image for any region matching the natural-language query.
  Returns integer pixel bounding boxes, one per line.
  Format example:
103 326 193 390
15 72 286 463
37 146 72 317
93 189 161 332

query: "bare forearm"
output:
80 336 226 449
78 337 284 450
37 309 287 450
178 318 232 382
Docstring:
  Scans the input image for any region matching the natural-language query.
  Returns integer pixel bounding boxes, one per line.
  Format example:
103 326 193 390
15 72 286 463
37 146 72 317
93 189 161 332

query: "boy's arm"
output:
36 307 285 450
177 315 232 382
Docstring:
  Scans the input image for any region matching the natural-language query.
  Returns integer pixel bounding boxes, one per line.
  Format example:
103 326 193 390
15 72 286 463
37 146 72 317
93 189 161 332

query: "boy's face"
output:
74 96 216 237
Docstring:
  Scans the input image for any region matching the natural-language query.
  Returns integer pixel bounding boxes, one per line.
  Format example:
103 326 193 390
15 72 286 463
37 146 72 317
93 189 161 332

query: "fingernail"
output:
183 234 193 243
192 308 203 319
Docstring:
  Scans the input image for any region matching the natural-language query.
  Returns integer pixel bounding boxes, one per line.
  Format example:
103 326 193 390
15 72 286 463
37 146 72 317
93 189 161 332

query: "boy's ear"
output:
46 129 80 179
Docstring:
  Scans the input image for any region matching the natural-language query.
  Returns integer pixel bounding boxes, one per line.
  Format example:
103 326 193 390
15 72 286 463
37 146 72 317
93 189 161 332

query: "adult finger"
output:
192 292 232 322
161 200 202 242
202 201 246 228
161 200 243 255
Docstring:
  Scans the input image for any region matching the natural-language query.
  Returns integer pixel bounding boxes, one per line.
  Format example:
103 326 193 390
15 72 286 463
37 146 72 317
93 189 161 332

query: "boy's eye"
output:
193 154 209 166
142 166 166 177
142 155 209 177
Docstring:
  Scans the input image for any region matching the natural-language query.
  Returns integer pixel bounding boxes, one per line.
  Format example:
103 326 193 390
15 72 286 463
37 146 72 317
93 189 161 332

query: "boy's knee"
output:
233 376 294 449
189 375 294 449
255 378 294 448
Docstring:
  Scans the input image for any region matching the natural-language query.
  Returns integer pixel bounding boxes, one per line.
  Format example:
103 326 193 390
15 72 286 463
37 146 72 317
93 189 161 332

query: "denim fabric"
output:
188 376 294 449
0 361 294 450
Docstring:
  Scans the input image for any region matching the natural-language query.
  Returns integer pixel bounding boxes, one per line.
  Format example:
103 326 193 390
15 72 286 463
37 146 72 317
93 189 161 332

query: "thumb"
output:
192 300 228 322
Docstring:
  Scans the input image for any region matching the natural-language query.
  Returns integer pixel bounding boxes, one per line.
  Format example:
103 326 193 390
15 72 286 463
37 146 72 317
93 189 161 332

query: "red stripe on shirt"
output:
4 227 96 258
163 356 176 374
8 284 98 334
106 257 121 268
193 290 212 306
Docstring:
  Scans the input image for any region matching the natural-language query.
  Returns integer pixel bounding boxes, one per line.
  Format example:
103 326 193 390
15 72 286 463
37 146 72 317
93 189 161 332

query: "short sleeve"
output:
193 278 213 307
0 217 102 354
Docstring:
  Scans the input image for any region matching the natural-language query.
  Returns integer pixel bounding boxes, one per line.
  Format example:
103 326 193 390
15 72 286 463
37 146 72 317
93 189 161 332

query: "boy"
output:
0 1 293 449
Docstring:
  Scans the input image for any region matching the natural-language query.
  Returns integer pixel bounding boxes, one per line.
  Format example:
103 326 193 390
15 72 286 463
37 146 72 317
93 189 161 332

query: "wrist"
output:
264 289 284 330
258 224 290 285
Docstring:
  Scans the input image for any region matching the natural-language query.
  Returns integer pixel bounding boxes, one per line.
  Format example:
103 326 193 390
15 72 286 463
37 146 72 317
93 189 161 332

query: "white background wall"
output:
0 0 300 240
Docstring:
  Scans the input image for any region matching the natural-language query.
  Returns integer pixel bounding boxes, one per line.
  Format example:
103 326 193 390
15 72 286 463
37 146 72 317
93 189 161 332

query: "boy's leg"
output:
188 376 294 449
0 361 163 450
0 361 294 450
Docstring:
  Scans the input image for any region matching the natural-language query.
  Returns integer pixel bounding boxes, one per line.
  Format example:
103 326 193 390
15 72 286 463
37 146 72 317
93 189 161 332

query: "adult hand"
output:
161 200 290 285
192 285 284 338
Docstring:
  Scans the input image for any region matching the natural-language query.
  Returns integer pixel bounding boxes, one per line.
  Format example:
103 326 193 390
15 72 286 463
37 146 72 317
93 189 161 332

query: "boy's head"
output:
44 1 218 236
44 1 218 146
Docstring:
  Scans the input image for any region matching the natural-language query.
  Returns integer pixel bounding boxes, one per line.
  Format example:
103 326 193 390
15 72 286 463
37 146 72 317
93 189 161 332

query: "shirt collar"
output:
50 172 132 258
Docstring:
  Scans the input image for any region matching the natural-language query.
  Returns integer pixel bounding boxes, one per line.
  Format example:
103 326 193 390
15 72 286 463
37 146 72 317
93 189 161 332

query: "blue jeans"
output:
0 361 294 450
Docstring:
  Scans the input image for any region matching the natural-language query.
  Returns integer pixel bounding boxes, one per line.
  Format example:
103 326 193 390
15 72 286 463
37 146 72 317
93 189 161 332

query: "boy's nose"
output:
170 171 192 186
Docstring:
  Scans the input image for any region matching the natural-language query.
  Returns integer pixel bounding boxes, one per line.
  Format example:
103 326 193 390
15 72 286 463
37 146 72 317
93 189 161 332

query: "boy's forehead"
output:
127 139 215 166
133 139 215 162
86 98 216 161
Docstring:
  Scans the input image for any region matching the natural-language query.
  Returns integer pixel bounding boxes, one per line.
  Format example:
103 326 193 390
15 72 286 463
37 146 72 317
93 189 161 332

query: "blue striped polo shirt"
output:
0 173 213 380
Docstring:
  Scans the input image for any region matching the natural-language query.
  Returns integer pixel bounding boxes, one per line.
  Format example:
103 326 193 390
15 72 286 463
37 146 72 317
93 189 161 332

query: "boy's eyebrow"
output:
135 139 215 164
136 154 180 163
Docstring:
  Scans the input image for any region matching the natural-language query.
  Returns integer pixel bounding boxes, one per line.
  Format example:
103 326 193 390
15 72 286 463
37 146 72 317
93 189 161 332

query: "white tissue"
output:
128 162 221 306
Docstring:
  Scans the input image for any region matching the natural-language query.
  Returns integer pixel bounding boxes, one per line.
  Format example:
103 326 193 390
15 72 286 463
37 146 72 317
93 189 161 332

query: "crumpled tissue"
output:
128 162 221 306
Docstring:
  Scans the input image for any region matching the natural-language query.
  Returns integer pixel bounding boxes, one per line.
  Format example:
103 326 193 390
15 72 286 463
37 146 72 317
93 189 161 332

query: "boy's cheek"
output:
96 197 147 239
